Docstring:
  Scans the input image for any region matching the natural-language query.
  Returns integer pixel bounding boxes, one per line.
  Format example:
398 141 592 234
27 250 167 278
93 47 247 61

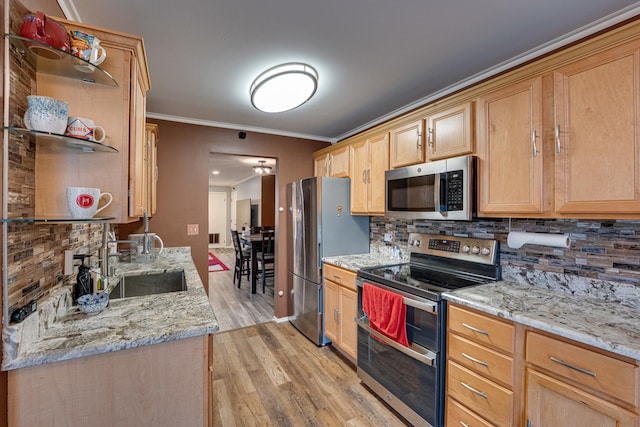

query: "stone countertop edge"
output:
2 247 219 371
443 281 640 361
322 251 408 272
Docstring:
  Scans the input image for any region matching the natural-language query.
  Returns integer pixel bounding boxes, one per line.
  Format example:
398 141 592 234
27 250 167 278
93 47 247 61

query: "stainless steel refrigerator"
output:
287 177 370 345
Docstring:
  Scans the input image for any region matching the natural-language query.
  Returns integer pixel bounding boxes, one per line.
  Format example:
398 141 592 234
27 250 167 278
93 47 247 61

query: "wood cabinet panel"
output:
339 288 358 359
314 146 350 178
448 333 514 388
448 305 514 354
323 264 357 291
526 369 637 427
323 264 358 360
324 280 339 343
446 397 495 427
477 76 544 215
526 331 638 407
349 139 369 214
390 119 424 168
349 132 389 215
426 101 474 161
447 360 513 427
554 40 640 215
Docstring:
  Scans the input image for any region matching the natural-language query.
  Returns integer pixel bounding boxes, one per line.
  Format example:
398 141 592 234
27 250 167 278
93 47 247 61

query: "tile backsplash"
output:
370 217 640 287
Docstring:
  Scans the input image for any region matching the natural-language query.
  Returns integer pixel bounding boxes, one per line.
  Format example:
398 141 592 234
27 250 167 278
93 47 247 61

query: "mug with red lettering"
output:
67 186 112 219
65 116 105 142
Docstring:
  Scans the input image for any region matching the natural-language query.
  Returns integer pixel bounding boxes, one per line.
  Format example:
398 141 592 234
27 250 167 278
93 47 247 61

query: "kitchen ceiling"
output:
208 154 275 187
65 0 640 143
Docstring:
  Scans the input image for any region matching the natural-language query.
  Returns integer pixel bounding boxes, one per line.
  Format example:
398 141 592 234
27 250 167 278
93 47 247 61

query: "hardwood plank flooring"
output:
208 247 275 332
213 322 410 427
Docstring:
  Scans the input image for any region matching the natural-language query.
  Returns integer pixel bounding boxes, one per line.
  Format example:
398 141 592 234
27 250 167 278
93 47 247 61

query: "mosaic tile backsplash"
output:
370 217 640 287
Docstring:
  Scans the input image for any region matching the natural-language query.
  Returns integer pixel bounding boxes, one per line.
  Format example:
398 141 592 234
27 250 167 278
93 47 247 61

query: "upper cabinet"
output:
32 18 150 223
145 123 159 216
426 101 474 161
389 118 424 168
553 40 640 216
477 76 545 216
349 131 389 215
314 144 350 178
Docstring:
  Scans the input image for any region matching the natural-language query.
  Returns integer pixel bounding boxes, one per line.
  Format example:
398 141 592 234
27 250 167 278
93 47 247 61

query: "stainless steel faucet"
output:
100 223 136 277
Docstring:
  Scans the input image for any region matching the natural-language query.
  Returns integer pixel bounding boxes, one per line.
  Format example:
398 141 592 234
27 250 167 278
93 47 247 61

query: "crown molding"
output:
146 112 334 143
56 0 82 21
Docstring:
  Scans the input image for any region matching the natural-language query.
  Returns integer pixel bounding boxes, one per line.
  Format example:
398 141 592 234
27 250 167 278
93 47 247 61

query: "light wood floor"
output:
213 321 409 427
208 247 275 332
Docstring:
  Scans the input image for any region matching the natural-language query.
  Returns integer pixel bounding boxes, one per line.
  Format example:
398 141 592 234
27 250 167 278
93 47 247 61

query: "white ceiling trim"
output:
146 112 334 143
335 2 640 142
56 0 81 21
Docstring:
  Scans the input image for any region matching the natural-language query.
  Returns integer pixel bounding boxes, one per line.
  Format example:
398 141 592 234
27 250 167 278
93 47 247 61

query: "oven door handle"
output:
403 297 438 314
355 316 437 367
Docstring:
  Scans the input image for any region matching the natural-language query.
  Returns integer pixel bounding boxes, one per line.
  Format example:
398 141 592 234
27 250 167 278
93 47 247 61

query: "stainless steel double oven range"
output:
356 233 500 427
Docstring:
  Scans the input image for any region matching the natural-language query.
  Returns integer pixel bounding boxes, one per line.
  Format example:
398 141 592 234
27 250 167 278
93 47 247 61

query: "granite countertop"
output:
2 247 218 371
323 250 407 272
444 280 640 361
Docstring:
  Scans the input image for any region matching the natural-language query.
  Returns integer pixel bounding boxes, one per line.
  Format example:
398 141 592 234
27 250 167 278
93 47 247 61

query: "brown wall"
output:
128 119 329 318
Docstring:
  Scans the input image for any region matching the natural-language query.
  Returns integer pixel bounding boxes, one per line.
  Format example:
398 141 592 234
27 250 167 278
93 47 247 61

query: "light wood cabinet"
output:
323 264 358 361
8 335 211 427
553 40 640 215
314 144 350 178
476 76 545 216
426 101 474 161
446 304 517 427
390 118 424 168
145 123 159 216
525 331 639 427
34 18 150 223
349 132 389 215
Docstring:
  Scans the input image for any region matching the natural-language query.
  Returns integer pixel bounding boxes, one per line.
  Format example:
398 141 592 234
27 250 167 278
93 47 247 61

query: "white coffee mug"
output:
23 95 69 134
67 187 113 219
65 117 106 142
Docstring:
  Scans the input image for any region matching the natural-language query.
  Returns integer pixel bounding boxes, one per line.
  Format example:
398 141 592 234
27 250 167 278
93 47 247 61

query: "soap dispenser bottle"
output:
73 254 93 301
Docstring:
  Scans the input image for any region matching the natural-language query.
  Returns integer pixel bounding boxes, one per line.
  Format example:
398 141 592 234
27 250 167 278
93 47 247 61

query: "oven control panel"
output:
408 233 498 265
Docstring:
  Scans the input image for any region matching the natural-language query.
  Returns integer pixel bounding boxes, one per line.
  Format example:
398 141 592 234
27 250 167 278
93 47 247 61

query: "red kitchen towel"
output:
362 282 409 347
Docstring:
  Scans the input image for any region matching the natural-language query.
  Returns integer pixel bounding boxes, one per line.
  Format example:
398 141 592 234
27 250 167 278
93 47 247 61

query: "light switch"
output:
187 224 199 235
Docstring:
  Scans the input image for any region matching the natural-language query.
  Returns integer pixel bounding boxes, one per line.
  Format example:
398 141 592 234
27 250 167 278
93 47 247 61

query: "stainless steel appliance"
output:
287 177 369 345
356 233 500 427
385 154 474 220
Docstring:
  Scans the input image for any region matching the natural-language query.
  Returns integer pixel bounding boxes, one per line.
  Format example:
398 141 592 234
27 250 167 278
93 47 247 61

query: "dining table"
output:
239 232 264 294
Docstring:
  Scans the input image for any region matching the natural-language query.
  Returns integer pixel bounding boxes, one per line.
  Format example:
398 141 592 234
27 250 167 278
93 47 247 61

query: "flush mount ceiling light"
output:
250 62 318 113
253 160 272 175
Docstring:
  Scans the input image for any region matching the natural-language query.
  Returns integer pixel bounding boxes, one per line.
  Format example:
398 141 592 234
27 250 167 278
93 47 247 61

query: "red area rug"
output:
208 252 229 272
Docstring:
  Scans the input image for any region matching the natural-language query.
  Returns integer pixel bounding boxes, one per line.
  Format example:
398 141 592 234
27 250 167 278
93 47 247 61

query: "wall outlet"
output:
64 250 74 275
187 224 199 236
383 232 395 242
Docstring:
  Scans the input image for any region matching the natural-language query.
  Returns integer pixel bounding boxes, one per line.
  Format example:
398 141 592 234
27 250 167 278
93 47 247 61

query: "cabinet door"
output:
554 41 640 214
390 119 424 168
330 145 350 178
349 139 369 214
129 60 147 218
526 369 637 427
427 101 474 161
477 76 544 215
338 288 358 360
314 154 328 177
367 132 389 215
148 125 158 215
323 280 339 343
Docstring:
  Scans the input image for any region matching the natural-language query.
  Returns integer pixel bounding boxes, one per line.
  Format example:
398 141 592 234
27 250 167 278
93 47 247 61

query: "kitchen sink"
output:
110 270 187 299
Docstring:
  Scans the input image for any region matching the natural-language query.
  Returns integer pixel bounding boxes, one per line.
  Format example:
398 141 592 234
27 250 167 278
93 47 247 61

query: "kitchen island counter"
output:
2 246 218 370
444 277 640 361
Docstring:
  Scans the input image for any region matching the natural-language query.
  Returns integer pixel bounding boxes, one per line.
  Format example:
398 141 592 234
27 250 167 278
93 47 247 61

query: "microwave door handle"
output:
434 173 447 217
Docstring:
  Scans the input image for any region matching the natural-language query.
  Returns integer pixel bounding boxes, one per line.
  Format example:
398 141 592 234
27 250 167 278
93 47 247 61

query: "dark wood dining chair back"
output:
231 229 250 287
258 230 275 293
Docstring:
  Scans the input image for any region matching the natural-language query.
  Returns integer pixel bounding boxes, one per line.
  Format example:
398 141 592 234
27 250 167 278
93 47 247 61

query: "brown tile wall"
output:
5 0 104 315
370 217 640 286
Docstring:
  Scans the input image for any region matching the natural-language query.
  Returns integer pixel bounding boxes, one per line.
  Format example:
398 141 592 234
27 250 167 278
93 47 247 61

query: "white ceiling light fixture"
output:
250 62 318 113
253 160 272 175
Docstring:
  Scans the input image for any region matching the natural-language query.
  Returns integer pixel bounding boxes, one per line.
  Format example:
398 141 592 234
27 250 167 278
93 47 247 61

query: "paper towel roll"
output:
507 231 570 249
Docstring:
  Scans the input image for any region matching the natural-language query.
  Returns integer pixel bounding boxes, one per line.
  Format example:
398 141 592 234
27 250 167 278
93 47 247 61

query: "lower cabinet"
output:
323 264 358 361
8 336 211 427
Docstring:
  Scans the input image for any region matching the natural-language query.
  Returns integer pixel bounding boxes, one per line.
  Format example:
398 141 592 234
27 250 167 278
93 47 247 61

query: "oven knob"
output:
411 239 421 246
481 247 491 256
462 245 470 253
471 246 480 254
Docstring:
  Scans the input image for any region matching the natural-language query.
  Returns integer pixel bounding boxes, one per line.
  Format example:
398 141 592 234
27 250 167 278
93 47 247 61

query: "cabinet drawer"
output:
526 331 638 407
448 305 514 354
447 397 495 427
448 333 514 387
447 361 513 427
323 264 357 291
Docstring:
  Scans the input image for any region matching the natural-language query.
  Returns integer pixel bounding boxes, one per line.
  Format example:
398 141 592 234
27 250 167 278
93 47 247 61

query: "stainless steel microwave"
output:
385 154 474 220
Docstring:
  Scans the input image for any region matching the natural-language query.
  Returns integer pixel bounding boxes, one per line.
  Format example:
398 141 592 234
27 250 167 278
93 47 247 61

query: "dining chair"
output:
257 230 275 293
231 230 250 287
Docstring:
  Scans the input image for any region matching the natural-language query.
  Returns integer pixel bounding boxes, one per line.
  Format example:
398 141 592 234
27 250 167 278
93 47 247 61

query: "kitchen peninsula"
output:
3 247 218 427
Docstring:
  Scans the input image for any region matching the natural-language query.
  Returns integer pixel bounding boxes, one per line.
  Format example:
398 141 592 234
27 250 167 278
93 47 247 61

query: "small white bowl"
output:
77 292 109 315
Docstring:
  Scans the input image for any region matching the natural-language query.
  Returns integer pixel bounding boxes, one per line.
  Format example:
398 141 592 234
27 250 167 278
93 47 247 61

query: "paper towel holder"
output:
507 231 571 249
